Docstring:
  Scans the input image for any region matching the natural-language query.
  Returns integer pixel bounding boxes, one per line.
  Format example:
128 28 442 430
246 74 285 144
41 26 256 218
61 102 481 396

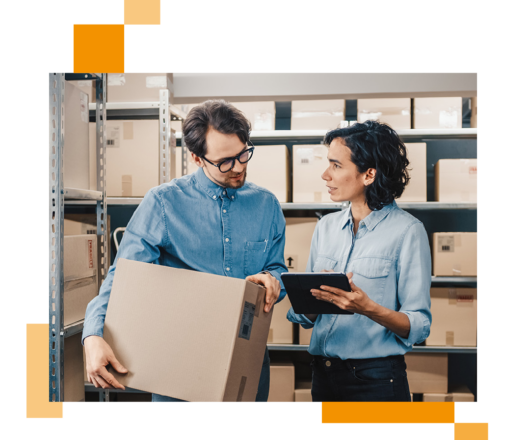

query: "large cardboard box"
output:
413 97 463 129
423 384 474 402
400 143 427 202
299 325 313 345
426 288 477 347
405 353 448 394
292 145 332 203
268 362 295 402
434 159 530 202
104 73 174 103
477 288 530 347
291 100 345 131
357 98 411 129
295 380 312 402
471 96 530 128
268 296 294 344
64 333 85 402
89 120 159 196
231 101 276 131
64 235 98 326
246 145 289 202
103 259 271 401
64 81 90 190
285 217 318 272
432 232 530 277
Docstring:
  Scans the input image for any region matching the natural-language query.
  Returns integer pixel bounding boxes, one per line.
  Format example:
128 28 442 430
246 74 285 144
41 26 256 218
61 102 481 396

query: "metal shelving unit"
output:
268 344 476 354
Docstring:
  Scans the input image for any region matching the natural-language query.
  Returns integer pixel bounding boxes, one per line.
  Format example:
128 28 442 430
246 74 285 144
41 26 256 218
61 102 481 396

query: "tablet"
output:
280 272 354 315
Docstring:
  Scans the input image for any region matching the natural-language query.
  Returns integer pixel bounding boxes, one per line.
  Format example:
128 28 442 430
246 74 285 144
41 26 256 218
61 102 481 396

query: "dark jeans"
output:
311 354 411 402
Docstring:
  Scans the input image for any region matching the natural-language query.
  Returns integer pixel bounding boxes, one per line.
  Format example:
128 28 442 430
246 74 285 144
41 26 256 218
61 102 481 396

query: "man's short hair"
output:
183 100 251 158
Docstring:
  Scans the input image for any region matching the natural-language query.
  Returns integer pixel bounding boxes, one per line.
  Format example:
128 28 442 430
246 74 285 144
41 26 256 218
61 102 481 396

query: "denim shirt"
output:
287 201 432 360
82 167 288 342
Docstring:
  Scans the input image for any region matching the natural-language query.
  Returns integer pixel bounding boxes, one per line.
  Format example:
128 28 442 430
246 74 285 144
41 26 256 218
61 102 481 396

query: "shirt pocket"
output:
244 241 268 276
351 257 392 304
312 255 338 273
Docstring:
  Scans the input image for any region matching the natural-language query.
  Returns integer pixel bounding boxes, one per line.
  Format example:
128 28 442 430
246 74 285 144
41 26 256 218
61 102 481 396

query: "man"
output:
82 100 288 401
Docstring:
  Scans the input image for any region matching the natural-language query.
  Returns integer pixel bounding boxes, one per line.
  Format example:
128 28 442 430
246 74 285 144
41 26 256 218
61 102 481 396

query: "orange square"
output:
125 0 160 25
74 25 124 73
455 423 488 440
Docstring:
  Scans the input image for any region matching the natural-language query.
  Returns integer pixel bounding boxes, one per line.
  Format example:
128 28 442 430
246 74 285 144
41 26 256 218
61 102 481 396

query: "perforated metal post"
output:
49 73 65 402
96 74 108 284
159 89 170 184
181 129 188 176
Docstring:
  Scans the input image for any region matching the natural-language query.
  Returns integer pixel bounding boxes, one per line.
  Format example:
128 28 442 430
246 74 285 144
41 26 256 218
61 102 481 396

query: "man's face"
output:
191 128 249 189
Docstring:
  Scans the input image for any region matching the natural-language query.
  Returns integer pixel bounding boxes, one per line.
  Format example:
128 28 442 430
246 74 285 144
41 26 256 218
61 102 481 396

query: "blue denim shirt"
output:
82 167 288 342
287 201 432 360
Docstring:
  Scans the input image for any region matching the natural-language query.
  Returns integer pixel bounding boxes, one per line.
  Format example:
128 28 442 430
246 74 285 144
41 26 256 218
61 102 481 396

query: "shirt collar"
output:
193 167 238 200
340 200 397 231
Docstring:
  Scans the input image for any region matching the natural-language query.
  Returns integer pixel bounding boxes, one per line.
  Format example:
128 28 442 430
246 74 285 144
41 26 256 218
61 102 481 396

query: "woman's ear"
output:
364 168 376 186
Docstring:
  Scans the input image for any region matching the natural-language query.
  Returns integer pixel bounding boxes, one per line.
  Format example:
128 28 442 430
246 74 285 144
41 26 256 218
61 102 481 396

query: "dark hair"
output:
323 120 410 211
182 100 251 157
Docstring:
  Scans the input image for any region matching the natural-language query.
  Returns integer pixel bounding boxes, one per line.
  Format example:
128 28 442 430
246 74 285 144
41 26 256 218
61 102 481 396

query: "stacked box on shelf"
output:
357 98 411 129
231 101 276 131
470 97 478 128
434 159 530 202
291 100 345 130
423 384 475 402
400 143 427 202
299 325 312 345
295 380 312 402
269 295 294 344
405 353 448 394
246 145 290 202
285 217 318 272
64 333 85 402
432 232 477 276
103 73 174 103
413 97 463 129
292 145 332 203
269 363 295 402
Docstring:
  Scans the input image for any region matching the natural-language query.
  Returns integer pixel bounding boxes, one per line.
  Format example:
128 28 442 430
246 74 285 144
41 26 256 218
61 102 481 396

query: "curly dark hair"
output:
182 100 251 158
323 120 410 211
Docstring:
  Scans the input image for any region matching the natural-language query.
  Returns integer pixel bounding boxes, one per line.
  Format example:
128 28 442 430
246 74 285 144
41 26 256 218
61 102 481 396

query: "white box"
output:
231 101 275 131
291 100 345 130
357 98 411 129
413 97 463 129
104 73 174 103
400 143 427 202
292 145 332 203
246 145 289 202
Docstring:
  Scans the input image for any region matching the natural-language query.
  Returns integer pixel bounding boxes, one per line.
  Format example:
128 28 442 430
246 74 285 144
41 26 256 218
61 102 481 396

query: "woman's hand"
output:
310 272 376 315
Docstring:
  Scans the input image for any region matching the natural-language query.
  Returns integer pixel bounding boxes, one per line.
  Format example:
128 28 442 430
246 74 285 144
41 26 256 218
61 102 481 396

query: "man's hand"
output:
310 272 376 315
246 272 280 313
84 335 128 390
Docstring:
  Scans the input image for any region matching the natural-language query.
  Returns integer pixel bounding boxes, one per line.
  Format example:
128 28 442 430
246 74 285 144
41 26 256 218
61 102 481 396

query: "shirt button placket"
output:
221 193 232 276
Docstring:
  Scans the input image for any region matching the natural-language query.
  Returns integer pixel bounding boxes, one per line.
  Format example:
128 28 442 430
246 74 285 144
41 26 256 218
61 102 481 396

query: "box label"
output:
286 255 298 271
146 76 168 88
108 74 125 86
437 235 454 253
107 125 120 148
238 301 255 340
296 148 315 165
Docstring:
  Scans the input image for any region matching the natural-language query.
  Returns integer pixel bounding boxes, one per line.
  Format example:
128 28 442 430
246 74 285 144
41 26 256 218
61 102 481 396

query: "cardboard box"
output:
171 146 200 179
405 353 448 394
285 217 318 272
434 159 530 202
432 232 530 277
477 288 530 347
231 101 276 131
357 98 411 129
268 296 294 344
103 258 271 401
64 81 90 190
246 145 289 202
104 73 174 103
400 143 427 202
299 325 313 345
426 288 477 347
423 384 474 402
291 100 345 131
64 333 85 402
64 235 99 326
268 362 295 402
413 97 463 129
292 145 332 203
471 96 530 128
89 120 159 196
295 380 312 402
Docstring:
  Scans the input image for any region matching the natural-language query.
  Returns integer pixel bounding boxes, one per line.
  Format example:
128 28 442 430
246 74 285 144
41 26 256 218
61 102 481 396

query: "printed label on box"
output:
106 125 120 148
438 235 455 253
254 112 274 130
108 74 125 86
469 166 477 174
146 76 168 88
286 255 298 271
238 301 256 340
439 109 458 128
296 148 315 165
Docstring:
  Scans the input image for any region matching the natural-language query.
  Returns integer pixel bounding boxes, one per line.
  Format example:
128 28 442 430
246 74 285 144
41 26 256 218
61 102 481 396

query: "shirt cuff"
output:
81 316 105 345
395 311 430 347
286 307 315 329
267 269 287 302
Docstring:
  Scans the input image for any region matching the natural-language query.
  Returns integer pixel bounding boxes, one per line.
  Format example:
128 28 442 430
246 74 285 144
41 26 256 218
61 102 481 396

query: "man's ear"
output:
364 168 376 186
190 152 204 168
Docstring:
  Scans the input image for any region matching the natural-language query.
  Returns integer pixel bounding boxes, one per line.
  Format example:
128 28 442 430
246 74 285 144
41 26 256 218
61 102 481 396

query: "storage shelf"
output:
431 276 477 287
64 188 102 201
84 382 147 394
267 344 476 354
397 202 476 210
89 102 160 110
64 320 84 338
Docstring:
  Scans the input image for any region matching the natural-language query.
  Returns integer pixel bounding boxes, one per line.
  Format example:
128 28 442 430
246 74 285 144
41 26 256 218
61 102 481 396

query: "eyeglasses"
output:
201 142 255 173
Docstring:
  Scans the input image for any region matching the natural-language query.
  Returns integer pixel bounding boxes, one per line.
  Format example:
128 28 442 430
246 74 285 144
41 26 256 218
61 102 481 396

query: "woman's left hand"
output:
310 272 375 315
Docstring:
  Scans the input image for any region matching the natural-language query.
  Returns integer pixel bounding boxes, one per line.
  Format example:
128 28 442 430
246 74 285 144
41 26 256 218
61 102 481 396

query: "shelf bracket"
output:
96 74 108 285
159 90 171 184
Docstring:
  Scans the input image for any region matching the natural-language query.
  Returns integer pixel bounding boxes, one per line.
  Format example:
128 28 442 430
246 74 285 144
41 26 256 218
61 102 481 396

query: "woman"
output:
287 120 432 402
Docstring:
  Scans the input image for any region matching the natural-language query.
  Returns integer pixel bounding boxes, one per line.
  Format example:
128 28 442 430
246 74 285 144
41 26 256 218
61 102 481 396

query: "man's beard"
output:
205 167 247 189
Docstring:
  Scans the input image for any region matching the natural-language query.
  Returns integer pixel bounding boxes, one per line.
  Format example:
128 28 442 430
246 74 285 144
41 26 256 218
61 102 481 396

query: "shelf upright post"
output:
49 73 66 402
181 125 188 177
159 89 171 184
96 74 108 285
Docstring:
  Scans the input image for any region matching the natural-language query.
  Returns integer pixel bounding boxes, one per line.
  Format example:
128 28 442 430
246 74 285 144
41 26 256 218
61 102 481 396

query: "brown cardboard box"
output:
103 73 174 102
246 145 289 202
295 380 312 402
89 120 159 196
292 145 332 203
471 96 530 128
357 98 411 129
268 295 294 344
405 353 448 394
477 288 530 347
64 235 99 326
64 81 90 190
291 100 345 131
171 146 200 179
231 101 276 131
413 97 463 129
64 333 85 402
426 288 477 347
400 143 427 202
432 232 530 276
104 259 271 401
299 325 313 345
423 384 474 402
269 362 295 402
285 217 318 272
434 159 530 202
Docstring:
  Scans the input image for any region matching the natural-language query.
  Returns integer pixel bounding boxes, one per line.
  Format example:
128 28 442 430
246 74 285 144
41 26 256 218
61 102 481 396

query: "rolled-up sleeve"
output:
82 189 168 343
394 221 432 347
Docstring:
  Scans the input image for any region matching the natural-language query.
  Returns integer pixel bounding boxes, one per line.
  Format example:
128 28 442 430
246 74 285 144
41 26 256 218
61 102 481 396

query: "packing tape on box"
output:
122 175 132 197
64 275 97 291
452 263 462 276
448 287 457 305
108 73 125 86
236 376 247 402
123 122 134 140
146 76 168 88
446 331 455 346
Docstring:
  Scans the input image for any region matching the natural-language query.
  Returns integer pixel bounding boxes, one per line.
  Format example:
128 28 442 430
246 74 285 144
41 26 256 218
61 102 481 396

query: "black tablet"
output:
280 272 354 315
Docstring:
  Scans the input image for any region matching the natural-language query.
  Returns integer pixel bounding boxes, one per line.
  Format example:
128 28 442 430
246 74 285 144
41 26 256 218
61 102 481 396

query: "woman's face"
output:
321 138 375 203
